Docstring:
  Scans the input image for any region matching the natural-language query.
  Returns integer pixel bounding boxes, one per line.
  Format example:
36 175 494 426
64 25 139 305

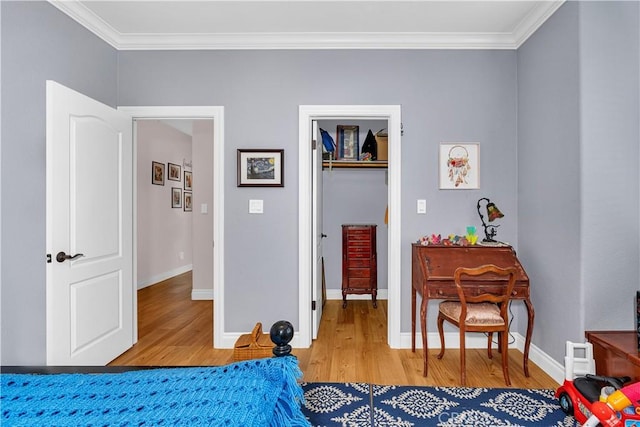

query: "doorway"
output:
118 106 225 346
298 105 402 349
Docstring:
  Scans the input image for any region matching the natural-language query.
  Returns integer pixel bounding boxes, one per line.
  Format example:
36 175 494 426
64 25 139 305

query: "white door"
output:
311 120 324 339
46 81 134 365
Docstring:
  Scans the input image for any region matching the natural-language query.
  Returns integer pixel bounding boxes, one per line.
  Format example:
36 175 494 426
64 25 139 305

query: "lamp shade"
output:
486 202 504 222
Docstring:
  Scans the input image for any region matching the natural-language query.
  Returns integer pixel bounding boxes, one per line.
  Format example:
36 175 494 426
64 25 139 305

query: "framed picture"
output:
439 143 480 189
171 187 182 208
184 170 193 191
184 192 193 212
152 161 165 186
337 125 359 160
168 163 181 181
237 149 284 187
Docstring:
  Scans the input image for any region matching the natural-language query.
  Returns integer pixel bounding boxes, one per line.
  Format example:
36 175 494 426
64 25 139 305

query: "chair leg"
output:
436 315 446 359
487 333 493 359
501 328 511 386
460 328 467 386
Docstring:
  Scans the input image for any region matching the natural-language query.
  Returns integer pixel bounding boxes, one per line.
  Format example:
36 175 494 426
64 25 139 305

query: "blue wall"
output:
1 1 638 368
117 49 519 334
518 1 640 363
1 1 118 364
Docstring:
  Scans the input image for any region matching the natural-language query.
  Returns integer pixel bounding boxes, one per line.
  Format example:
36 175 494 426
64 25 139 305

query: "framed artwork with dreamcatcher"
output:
439 143 479 189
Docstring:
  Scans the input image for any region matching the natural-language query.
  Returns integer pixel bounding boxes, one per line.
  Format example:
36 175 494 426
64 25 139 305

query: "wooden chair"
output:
436 264 517 386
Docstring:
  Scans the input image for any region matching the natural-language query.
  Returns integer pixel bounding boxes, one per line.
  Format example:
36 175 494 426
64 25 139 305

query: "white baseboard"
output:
137 265 193 289
191 289 214 300
326 289 389 300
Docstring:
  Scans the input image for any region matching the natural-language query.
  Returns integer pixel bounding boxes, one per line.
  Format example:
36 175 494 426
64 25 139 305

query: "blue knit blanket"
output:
1 357 309 426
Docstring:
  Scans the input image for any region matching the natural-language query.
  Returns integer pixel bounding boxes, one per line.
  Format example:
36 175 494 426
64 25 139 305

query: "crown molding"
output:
512 0 565 48
48 0 564 51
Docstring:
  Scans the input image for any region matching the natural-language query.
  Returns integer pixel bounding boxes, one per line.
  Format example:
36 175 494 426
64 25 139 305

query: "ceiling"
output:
49 0 565 50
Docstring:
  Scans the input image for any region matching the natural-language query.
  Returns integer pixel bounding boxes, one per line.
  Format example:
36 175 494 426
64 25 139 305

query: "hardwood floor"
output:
110 271 559 388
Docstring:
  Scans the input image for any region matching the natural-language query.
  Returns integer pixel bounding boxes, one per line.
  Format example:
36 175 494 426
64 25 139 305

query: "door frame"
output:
298 105 402 348
118 106 225 347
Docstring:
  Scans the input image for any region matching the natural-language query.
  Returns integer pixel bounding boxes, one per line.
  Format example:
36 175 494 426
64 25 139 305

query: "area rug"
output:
301 382 578 426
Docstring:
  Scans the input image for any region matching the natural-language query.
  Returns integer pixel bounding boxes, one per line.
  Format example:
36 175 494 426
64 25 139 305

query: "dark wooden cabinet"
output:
586 331 640 382
342 224 377 308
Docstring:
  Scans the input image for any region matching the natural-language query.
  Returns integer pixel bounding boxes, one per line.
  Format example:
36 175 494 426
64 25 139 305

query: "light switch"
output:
200 203 208 214
417 199 427 214
249 199 264 214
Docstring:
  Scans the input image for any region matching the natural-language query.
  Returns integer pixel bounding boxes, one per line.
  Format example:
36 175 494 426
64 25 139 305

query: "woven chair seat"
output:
439 301 504 326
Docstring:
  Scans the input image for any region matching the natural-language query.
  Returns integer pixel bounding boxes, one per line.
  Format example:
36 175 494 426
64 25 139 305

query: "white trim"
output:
191 289 214 301
48 0 563 51
137 264 193 290
298 105 401 349
117 106 226 347
512 1 566 48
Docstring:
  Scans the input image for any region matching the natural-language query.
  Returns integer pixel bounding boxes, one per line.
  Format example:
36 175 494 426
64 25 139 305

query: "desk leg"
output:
411 286 416 352
524 298 535 378
421 294 429 377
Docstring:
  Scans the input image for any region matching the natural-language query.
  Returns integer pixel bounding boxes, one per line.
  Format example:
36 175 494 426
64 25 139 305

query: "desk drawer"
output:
476 285 529 299
428 286 459 299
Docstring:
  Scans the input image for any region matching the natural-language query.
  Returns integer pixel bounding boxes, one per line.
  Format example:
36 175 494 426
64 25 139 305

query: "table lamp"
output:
477 197 504 243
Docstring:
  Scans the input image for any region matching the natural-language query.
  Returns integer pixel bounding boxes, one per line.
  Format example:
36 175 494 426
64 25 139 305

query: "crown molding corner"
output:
513 0 566 48
48 0 122 49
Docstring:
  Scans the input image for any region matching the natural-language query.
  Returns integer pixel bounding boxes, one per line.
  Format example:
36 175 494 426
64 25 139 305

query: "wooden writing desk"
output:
411 243 535 377
585 331 640 381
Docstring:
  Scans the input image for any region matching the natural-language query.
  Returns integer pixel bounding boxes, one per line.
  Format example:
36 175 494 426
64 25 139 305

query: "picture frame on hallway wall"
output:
439 143 480 190
237 149 284 187
168 163 181 182
171 187 182 208
184 192 193 212
184 171 193 191
152 161 165 186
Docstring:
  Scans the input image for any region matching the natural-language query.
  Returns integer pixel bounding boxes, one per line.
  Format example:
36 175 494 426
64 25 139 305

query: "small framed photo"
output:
337 125 359 160
237 149 284 187
184 170 193 191
439 143 480 189
152 161 165 186
168 163 181 181
171 187 182 208
184 192 193 212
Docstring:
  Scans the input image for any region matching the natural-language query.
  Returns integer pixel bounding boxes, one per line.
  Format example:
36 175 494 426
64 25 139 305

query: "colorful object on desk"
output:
360 152 373 161
418 234 441 246
466 226 478 245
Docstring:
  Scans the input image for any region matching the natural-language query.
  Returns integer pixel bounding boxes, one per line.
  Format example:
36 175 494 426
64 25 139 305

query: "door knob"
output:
56 251 84 263
321 233 327 238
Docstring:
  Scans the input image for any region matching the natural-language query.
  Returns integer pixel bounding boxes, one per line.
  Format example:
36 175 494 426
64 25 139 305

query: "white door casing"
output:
298 105 402 349
311 120 324 339
117 106 227 348
46 81 134 365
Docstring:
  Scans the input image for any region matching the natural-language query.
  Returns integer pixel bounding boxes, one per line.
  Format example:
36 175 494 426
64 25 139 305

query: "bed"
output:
1 321 309 426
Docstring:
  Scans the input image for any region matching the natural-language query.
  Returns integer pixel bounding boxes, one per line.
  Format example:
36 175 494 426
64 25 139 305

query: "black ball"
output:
270 320 294 346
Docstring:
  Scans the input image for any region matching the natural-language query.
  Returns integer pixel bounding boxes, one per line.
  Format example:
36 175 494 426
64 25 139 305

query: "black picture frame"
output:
337 125 359 160
184 171 192 191
171 187 182 208
184 192 193 212
237 149 284 187
168 163 181 181
152 161 165 185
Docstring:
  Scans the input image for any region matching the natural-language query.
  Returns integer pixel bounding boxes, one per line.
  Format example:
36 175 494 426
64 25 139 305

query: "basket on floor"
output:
233 322 274 361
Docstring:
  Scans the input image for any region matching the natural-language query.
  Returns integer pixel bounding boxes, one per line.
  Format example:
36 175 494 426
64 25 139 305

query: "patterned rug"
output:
301 382 578 426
